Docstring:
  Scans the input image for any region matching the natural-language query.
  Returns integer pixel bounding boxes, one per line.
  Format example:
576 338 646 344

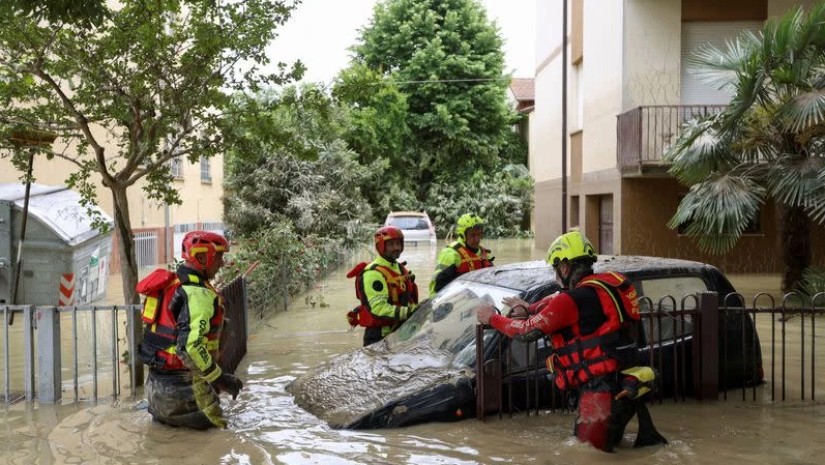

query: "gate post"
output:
36 306 62 403
694 292 719 400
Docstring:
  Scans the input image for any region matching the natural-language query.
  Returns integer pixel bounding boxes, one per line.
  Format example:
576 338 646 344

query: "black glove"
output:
210 372 243 399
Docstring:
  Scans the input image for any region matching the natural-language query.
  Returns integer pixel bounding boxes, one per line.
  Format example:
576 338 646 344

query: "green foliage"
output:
343 0 519 197
800 266 825 299
0 0 303 303
2 0 109 27
222 84 374 246
221 84 395 317
220 222 345 317
664 4 825 291
423 164 533 238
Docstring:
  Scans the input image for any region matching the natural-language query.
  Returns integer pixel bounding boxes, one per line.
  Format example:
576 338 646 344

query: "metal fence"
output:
475 291 825 421
1 275 248 404
134 231 159 268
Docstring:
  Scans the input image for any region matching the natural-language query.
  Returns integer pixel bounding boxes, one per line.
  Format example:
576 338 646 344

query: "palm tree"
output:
665 5 825 293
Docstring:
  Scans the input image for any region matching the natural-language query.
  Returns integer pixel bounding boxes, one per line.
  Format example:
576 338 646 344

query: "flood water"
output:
2 238 824 465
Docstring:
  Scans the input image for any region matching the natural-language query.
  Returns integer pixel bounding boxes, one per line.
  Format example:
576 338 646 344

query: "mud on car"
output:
287 256 764 429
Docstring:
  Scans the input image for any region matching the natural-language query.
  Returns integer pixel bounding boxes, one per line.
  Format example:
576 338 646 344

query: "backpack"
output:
136 268 179 325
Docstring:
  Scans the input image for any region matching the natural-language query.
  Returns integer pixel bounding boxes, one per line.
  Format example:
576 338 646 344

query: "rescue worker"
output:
476 231 667 452
428 213 494 297
346 225 419 346
139 230 243 429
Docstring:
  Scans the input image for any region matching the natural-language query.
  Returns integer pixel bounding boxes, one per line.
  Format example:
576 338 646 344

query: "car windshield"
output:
383 279 520 367
387 216 430 230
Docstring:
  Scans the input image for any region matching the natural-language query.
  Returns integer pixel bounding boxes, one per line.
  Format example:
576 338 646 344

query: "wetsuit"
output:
143 264 227 429
488 272 666 451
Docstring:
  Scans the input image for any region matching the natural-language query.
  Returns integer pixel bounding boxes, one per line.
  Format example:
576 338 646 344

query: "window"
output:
170 157 183 179
636 276 708 344
200 156 211 183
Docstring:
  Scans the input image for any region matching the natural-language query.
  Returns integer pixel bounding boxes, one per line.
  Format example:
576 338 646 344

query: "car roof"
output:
458 255 725 293
387 211 429 217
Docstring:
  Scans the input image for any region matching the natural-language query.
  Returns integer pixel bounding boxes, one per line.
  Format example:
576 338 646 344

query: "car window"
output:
387 216 430 230
636 276 707 343
385 280 518 367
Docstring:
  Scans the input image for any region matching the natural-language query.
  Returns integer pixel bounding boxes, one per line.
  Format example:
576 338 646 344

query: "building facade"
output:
531 0 824 273
0 150 225 272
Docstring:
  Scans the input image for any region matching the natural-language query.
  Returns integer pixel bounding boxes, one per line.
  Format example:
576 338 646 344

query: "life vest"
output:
546 272 641 390
137 268 224 371
345 261 418 328
453 242 493 274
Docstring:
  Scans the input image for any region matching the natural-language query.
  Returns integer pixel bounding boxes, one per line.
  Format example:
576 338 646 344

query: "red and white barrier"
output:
59 273 75 306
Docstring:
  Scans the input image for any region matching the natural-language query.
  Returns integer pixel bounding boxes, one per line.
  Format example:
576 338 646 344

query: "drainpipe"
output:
561 0 568 233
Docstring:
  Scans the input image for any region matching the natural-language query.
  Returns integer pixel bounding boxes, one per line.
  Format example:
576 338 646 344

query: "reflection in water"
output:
2 239 824 464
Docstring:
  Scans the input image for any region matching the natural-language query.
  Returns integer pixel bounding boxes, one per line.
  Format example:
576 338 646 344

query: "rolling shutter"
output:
680 21 762 105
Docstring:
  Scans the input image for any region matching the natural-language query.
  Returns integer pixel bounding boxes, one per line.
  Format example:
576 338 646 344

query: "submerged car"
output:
287 256 764 429
384 211 437 244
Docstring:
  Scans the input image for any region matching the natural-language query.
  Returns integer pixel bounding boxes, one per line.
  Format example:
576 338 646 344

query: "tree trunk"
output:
110 183 145 384
778 204 811 293
112 184 140 305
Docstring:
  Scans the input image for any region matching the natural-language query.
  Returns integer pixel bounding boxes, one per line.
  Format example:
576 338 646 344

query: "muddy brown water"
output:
2 238 824 464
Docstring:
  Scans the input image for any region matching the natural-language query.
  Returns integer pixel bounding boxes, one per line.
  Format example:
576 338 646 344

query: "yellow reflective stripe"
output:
162 338 218 355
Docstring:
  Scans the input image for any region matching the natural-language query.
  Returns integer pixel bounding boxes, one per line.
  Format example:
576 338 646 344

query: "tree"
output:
665 5 825 292
345 0 518 198
222 85 374 243
0 0 304 304
2 0 109 27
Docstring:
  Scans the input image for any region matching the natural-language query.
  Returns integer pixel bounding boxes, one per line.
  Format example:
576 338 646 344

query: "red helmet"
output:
182 231 229 271
374 226 404 256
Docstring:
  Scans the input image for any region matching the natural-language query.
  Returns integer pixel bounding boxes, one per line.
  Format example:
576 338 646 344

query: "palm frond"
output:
767 154 825 211
665 115 738 185
776 90 825 133
667 175 765 254
688 32 760 92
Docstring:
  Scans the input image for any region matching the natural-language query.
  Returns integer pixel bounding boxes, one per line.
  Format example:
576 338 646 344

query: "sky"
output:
265 0 537 86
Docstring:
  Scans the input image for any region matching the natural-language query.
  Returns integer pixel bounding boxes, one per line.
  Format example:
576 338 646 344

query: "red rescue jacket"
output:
548 272 640 390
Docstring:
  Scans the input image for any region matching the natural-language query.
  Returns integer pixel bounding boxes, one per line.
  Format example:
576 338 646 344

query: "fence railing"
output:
1 275 248 404
475 291 825 420
617 105 727 175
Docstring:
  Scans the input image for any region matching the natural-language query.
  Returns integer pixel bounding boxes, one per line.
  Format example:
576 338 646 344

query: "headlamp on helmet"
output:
455 214 484 240
374 225 404 256
546 231 596 268
182 231 229 271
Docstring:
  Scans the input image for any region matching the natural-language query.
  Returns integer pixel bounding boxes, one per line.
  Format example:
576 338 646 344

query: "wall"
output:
622 0 682 110
620 178 825 274
0 127 224 232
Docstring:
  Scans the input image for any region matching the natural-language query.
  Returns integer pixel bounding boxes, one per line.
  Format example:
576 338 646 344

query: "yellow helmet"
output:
456 213 484 240
546 231 597 267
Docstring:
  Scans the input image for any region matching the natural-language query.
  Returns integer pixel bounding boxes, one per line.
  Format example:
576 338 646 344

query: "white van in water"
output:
384 211 436 244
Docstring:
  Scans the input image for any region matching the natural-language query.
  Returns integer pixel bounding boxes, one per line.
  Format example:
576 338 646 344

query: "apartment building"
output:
531 0 825 273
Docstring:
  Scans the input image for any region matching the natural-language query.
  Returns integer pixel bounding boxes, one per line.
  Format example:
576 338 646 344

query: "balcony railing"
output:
617 105 726 176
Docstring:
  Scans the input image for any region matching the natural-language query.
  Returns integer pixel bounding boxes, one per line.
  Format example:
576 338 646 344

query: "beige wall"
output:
623 0 682 110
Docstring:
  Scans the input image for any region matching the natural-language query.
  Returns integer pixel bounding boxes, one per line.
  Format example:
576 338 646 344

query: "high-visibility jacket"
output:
347 256 418 337
429 240 493 296
138 266 225 383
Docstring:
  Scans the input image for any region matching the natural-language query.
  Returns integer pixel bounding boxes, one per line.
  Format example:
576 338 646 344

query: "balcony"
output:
617 105 726 177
